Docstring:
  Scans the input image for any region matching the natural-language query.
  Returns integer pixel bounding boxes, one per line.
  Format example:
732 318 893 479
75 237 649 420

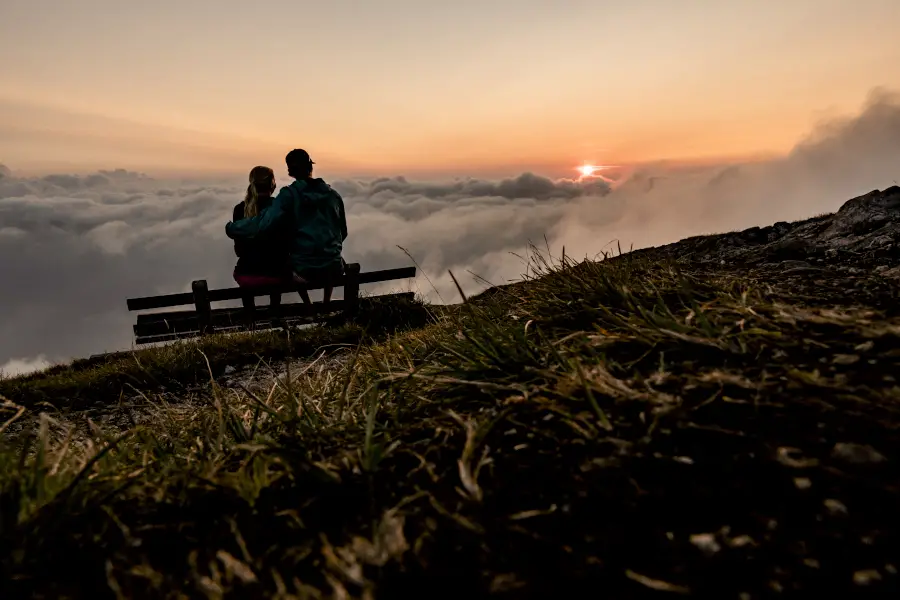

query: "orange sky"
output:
1 0 898 178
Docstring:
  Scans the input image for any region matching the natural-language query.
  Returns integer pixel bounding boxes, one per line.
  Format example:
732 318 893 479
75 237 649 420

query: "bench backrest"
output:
126 264 415 311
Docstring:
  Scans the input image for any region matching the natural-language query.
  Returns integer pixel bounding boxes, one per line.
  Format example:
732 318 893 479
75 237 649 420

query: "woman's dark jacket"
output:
232 197 291 277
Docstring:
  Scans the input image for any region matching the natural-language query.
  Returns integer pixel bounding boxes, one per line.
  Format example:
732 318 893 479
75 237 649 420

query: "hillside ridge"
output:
1 186 899 598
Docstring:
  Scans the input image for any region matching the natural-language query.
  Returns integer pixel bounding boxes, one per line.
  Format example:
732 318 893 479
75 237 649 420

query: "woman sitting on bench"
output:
232 166 293 313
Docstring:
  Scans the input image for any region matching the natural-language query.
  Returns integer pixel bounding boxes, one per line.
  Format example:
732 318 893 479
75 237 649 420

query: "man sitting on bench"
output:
226 149 349 307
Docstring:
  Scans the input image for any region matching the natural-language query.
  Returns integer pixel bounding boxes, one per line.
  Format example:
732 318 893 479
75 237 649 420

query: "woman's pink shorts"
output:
233 271 293 287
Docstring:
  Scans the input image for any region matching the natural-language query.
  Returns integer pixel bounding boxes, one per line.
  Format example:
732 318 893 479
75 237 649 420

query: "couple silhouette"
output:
226 149 348 314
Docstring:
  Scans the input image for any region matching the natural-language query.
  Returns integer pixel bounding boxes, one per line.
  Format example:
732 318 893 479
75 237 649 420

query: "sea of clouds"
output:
2 88 899 376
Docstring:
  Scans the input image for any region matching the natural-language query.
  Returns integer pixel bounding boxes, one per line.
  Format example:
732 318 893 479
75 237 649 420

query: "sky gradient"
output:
1 0 899 177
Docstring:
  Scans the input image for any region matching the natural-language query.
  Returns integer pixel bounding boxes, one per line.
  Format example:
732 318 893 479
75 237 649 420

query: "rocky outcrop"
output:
647 186 900 268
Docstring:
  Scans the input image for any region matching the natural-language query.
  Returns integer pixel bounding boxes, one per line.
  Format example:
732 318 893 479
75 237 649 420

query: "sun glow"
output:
577 163 615 179
575 162 621 183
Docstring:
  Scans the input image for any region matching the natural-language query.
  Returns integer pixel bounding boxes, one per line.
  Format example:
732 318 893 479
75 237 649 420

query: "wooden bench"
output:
126 263 416 345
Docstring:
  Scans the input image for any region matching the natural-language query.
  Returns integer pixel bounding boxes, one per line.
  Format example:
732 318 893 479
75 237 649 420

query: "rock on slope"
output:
644 185 900 268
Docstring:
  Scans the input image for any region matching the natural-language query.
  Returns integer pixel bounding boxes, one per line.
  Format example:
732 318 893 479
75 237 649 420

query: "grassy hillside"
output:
1 243 899 598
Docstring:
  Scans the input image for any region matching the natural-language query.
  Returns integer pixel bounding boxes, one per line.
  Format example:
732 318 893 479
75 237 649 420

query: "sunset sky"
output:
1 0 898 177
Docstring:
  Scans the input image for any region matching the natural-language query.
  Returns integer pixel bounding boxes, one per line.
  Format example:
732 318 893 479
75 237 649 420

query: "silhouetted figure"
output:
226 149 348 306
232 166 293 317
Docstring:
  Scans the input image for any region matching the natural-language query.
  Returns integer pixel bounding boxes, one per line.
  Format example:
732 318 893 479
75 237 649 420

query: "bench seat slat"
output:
134 299 350 337
133 290 414 339
135 321 271 344
136 297 356 327
357 266 416 285
126 292 195 311
134 318 200 337
135 315 314 345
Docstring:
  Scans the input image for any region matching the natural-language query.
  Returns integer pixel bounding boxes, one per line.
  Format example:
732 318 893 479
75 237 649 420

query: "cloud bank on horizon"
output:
1 88 899 376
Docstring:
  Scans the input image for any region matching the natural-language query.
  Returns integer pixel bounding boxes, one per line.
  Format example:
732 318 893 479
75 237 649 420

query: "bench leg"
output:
192 280 212 336
344 263 361 317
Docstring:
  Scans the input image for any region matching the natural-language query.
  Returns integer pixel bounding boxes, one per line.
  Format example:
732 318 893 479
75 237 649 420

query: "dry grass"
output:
1 247 898 598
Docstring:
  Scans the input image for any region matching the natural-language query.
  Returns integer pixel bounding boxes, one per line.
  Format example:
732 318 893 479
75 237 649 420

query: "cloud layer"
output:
2 88 899 373
0 165 609 371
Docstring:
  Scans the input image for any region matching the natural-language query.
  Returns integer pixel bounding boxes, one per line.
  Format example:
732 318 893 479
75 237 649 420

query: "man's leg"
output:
292 272 312 305
323 260 343 306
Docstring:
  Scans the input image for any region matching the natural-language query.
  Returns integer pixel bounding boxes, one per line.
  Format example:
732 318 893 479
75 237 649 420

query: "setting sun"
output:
576 163 621 182
578 163 616 178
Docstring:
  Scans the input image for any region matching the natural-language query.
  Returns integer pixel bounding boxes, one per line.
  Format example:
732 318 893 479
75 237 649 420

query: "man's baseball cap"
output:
286 148 315 167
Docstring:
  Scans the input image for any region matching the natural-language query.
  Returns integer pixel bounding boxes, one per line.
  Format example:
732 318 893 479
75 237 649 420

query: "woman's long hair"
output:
244 166 275 218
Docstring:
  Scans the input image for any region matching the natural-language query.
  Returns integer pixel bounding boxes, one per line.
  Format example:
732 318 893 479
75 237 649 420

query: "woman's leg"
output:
265 293 284 329
235 272 291 326
234 272 256 307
